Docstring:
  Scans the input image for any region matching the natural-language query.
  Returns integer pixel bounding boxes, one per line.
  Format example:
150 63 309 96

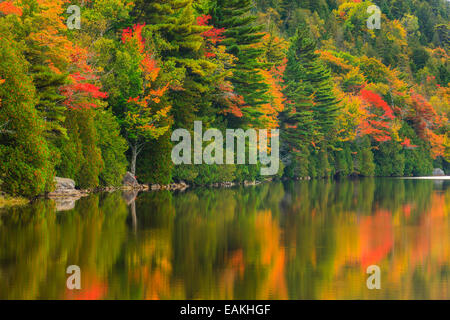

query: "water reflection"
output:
0 179 448 299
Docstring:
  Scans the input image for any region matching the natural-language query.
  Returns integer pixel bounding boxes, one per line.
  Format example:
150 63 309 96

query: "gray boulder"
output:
48 177 83 200
123 172 139 186
54 177 76 191
432 168 445 176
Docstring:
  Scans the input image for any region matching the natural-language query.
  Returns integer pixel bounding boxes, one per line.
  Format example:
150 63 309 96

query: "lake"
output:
0 178 449 300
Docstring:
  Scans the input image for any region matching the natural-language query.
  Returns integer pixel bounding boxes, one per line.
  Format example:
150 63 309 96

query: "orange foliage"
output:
259 68 285 128
400 137 418 149
122 24 168 109
219 81 245 118
317 50 352 72
27 0 74 69
426 129 446 159
0 1 22 16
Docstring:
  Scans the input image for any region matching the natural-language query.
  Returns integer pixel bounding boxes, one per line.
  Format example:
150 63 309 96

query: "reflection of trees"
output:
0 193 128 299
280 179 449 299
0 201 57 299
122 191 177 300
0 179 448 299
169 184 287 299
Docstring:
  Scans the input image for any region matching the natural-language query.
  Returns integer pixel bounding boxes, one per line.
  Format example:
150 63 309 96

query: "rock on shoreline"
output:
46 174 268 207
432 168 446 176
47 177 89 199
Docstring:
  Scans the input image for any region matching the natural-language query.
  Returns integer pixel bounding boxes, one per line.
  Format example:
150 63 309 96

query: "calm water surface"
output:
0 178 449 299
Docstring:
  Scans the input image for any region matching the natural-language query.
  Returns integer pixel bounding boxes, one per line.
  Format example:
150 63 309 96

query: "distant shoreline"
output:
394 176 450 180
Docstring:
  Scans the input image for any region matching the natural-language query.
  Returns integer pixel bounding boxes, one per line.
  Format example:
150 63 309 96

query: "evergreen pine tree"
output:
279 29 316 177
132 0 217 127
210 0 270 127
293 25 340 142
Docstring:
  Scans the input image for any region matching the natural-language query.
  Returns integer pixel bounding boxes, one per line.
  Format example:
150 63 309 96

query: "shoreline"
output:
2 175 448 209
42 174 450 198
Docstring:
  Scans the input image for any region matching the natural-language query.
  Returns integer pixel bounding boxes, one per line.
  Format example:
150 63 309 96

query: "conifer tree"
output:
130 0 218 183
210 0 270 127
293 26 340 142
132 0 217 127
279 29 316 177
20 0 72 144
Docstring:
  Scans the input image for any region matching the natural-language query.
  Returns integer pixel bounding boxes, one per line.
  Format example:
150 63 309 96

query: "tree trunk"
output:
130 144 137 176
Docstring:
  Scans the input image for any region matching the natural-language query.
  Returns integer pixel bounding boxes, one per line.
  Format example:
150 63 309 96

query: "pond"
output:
0 178 449 299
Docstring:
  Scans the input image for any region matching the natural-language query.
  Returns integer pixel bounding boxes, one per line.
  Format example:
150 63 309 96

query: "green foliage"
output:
374 142 405 177
57 109 104 189
137 132 173 185
357 137 376 177
95 109 128 186
0 35 54 197
210 0 270 127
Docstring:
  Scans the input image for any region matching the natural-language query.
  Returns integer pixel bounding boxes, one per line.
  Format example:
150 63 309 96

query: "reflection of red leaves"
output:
66 279 108 300
403 204 412 218
360 210 394 268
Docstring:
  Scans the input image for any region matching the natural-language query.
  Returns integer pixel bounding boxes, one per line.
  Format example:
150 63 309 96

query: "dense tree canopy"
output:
0 0 448 197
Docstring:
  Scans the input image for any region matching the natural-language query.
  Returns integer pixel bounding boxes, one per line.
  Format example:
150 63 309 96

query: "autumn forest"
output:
0 0 449 198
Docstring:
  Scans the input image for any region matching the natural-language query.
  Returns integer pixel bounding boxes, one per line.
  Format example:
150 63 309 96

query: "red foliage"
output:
0 1 22 16
408 92 439 139
60 46 108 110
122 24 146 53
359 89 395 142
360 89 394 120
121 23 166 106
196 14 225 58
401 137 418 149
